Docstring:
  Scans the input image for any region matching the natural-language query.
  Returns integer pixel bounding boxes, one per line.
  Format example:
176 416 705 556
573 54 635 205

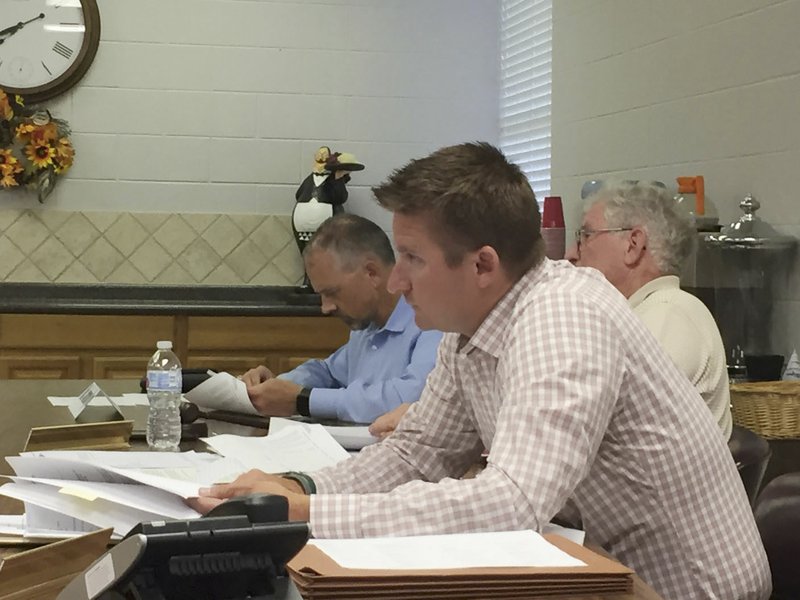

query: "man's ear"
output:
474 246 502 289
363 259 383 287
623 228 648 266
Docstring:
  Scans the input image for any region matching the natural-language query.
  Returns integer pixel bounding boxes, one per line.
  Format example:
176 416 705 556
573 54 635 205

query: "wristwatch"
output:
295 387 312 417
281 471 316 495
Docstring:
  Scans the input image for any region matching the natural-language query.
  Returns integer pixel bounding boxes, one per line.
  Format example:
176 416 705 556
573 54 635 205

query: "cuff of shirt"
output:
308 388 343 420
310 494 364 539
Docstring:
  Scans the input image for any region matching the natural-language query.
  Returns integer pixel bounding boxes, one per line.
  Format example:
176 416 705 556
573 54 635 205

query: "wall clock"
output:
0 0 100 103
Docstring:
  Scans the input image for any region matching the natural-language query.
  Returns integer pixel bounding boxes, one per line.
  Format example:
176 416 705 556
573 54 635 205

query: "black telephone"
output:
57 495 309 600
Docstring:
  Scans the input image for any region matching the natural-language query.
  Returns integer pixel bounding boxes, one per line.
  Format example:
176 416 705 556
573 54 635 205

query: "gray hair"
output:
587 181 695 275
305 213 395 270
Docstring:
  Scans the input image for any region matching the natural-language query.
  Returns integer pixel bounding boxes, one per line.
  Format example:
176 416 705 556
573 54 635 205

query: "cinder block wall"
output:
0 0 500 284
551 0 800 358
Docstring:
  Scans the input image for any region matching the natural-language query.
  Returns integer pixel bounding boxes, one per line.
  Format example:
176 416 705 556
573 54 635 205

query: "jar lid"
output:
704 194 796 250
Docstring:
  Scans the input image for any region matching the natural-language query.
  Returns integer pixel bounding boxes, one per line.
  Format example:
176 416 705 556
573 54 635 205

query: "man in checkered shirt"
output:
197 142 771 599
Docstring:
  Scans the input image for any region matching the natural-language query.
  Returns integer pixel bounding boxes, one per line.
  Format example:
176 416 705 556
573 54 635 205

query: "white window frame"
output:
499 0 552 200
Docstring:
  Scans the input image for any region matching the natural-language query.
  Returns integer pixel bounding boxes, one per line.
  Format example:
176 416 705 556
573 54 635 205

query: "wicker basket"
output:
730 381 800 439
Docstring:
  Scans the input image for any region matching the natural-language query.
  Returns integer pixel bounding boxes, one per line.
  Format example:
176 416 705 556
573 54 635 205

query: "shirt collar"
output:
377 295 414 334
627 275 680 309
461 258 549 358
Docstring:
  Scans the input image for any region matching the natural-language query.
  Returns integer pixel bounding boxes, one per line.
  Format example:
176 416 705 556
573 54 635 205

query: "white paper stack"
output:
0 423 355 540
0 450 223 539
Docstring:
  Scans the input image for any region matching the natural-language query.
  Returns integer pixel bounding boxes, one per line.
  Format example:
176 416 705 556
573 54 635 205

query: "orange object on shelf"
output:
676 175 705 215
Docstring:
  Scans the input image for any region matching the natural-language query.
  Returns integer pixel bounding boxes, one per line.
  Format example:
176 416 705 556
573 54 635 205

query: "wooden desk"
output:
0 379 663 600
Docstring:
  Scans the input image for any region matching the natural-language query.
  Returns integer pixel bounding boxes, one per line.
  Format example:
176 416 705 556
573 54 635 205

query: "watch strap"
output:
296 386 312 417
281 471 316 495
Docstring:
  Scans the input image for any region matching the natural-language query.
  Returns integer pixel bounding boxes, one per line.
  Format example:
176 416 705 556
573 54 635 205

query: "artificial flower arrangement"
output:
0 88 74 202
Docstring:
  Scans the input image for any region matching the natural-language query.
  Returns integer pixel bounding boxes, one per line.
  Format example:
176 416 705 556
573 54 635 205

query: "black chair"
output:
754 472 800 599
728 424 771 506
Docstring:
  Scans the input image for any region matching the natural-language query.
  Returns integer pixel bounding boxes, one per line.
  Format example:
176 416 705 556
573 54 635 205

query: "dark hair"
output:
305 213 395 270
372 142 543 279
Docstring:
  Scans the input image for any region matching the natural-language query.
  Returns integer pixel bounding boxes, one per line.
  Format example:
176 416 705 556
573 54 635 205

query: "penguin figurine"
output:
292 147 364 290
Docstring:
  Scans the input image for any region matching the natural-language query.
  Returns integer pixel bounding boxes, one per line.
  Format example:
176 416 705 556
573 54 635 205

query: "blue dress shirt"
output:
278 296 442 423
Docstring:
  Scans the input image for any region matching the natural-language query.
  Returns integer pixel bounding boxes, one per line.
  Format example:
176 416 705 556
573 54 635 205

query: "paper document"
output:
321 425 378 450
0 449 243 539
0 514 25 535
7 450 238 498
11 477 200 520
185 371 258 415
203 425 350 473
0 480 163 537
269 417 378 451
9 449 219 479
0 508 93 541
309 530 586 570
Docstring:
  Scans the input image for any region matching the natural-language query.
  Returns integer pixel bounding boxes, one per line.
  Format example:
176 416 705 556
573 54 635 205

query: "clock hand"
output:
0 13 45 45
0 23 23 39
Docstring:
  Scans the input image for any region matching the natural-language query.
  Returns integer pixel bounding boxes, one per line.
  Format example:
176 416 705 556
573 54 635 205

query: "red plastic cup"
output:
542 196 565 228
541 196 565 259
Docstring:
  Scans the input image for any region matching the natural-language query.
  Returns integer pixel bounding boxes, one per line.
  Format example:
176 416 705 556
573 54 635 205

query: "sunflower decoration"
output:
0 88 74 202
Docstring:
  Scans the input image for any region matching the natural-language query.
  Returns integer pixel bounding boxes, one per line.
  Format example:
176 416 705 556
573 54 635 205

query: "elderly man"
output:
241 213 441 424
564 182 732 439
197 143 769 599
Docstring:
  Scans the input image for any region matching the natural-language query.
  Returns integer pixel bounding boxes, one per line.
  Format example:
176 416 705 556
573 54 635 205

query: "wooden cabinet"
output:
0 355 81 379
0 313 349 380
186 316 348 375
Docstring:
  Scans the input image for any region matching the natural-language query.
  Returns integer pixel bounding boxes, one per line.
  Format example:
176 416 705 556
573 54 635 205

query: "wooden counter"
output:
0 313 349 379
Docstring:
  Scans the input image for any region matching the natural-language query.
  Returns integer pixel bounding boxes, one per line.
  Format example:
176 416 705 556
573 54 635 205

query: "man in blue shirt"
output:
241 214 442 424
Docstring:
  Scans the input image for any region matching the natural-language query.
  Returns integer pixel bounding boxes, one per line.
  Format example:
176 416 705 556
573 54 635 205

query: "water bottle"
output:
146 340 182 452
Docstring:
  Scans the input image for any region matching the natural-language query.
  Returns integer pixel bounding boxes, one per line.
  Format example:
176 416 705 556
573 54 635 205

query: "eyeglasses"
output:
573 227 633 251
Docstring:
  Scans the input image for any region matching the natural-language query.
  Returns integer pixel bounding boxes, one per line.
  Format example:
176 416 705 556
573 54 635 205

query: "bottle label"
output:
147 370 182 392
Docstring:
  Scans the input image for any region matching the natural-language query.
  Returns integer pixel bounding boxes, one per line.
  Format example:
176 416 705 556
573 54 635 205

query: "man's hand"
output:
247 378 302 416
188 470 310 521
369 402 411 439
240 365 274 386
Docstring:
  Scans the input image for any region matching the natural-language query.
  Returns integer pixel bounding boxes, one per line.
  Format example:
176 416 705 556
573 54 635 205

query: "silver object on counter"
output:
695 194 796 359
704 194 796 250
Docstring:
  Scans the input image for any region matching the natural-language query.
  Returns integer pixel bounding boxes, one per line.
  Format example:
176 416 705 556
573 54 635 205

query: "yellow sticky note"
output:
59 486 99 502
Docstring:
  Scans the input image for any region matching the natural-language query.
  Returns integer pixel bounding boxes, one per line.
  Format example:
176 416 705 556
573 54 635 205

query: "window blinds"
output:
500 0 552 200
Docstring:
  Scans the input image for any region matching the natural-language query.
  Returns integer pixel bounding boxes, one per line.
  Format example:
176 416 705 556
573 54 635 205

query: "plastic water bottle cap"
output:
156 340 173 350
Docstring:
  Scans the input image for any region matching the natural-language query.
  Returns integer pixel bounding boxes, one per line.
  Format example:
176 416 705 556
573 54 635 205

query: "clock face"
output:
0 0 100 102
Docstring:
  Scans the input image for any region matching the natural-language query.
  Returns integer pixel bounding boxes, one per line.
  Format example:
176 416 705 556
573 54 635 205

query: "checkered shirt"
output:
310 259 771 600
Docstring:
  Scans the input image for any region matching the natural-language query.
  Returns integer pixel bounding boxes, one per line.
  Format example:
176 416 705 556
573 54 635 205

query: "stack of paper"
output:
0 422 355 540
268 417 379 452
287 531 632 599
202 425 350 473
0 450 227 539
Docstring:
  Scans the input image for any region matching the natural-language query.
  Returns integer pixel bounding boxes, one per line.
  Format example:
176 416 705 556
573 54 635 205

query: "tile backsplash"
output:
0 209 303 286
